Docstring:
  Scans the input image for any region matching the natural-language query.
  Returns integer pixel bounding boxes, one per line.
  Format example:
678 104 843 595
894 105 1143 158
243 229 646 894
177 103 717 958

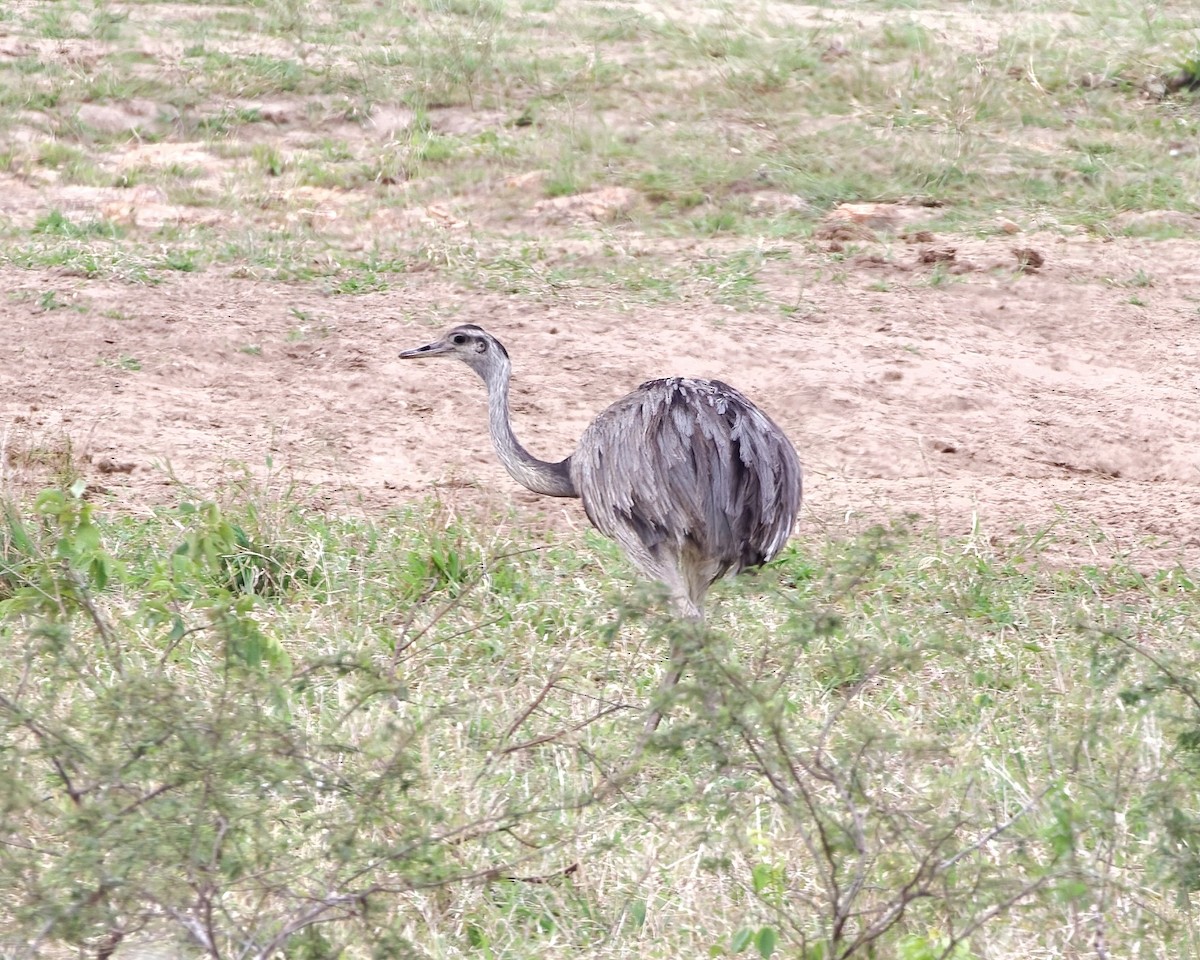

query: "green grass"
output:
0 0 1193 291
32 209 123 239
0 0 1193 276
0 484 1198 958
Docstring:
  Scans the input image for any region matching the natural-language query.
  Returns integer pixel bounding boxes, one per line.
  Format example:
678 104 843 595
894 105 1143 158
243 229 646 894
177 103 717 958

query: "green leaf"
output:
89 555 110 590
755 926 777 958
73 521 101 553
751 863 773 894
466 923 488 949
35 490 65 515
731 928 753 953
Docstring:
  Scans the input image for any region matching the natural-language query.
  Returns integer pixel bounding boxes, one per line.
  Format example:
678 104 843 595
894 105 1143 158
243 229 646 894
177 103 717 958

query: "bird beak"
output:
399 338 452 359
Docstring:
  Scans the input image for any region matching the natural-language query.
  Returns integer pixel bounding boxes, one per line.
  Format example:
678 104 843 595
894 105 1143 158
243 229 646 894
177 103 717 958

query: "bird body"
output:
400 324 802 622
571 376 800 620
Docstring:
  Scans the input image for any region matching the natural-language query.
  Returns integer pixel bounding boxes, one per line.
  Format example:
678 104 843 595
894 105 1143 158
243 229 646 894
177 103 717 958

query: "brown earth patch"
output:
3 231 1198 567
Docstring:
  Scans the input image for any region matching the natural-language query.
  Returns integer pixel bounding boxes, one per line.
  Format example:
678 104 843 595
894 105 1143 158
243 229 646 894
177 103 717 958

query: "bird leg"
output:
643 650 686 735
596 595 706 801
643 596 704 734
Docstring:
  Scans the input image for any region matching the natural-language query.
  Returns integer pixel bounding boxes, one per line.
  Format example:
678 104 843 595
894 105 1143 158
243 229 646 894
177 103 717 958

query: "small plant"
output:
97 354 142 371
163 249 201 272
412 130 456 163
36 142 86 169
2 438 84 492
114 167 143 188
543 164 582 198
317 138 355 162
690 208 742 235
90 7 128 41
693 250 767 307
729 925 780 958
33 210 122 239
367 144 409 185
1170 51 1200 91
252 142 287 177
37 290 66 311
0 489 605 959
926 261 954 287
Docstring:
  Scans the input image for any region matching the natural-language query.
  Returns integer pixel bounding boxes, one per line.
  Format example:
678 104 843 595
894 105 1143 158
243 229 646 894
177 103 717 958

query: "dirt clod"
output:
918 247 957 264
95 458 136 475
1014 247 1045 271
815 222 876 243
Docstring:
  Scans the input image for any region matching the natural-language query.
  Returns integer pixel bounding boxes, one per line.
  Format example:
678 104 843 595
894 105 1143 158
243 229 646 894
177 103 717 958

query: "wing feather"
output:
569 378 802 582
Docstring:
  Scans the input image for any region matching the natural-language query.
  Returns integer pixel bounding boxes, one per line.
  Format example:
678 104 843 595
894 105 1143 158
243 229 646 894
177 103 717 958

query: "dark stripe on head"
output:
450 323 508 358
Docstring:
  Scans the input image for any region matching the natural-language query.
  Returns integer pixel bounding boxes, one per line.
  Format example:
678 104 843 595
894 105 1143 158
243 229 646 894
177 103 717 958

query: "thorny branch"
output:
722 649 1059 959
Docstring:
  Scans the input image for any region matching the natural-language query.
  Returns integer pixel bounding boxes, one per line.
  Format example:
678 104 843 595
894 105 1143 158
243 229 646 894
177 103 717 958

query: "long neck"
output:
478 355 577 498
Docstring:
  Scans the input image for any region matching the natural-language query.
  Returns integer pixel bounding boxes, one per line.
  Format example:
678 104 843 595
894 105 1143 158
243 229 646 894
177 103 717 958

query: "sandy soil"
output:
3 226 1198 568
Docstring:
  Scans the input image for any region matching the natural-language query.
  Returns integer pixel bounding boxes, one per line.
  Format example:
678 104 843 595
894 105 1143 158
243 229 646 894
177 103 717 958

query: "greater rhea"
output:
398 326 801 619
400 325 802 719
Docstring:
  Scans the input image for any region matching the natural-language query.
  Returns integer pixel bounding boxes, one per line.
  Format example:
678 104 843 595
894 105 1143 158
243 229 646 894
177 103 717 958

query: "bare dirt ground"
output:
4 228 1199 567
1 0 1198 571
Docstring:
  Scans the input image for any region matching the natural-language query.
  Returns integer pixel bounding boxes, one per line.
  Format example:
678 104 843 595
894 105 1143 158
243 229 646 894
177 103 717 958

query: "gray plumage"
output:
399 324 802 622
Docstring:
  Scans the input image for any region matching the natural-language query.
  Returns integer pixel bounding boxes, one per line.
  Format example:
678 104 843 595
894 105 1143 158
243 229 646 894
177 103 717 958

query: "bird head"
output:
399 324 509 380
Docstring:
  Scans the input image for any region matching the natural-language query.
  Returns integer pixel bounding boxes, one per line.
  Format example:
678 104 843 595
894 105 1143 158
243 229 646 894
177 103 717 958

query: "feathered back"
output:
569 378 802 583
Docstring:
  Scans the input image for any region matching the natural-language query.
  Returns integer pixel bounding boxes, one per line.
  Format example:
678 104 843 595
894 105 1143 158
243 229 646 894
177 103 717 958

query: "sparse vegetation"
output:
1 487 1199 958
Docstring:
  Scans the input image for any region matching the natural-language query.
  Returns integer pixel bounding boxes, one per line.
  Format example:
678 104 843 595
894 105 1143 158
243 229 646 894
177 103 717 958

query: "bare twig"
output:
503 861 580 884
165 906 218 957
500 703 624 755
936 788 1050 874
1106 629 1200 714
65 564 122 671
499 662 565 744
245 895 365 960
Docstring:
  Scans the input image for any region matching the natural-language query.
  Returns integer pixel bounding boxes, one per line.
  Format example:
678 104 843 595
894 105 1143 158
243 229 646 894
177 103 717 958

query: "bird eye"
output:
452 334 467 345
